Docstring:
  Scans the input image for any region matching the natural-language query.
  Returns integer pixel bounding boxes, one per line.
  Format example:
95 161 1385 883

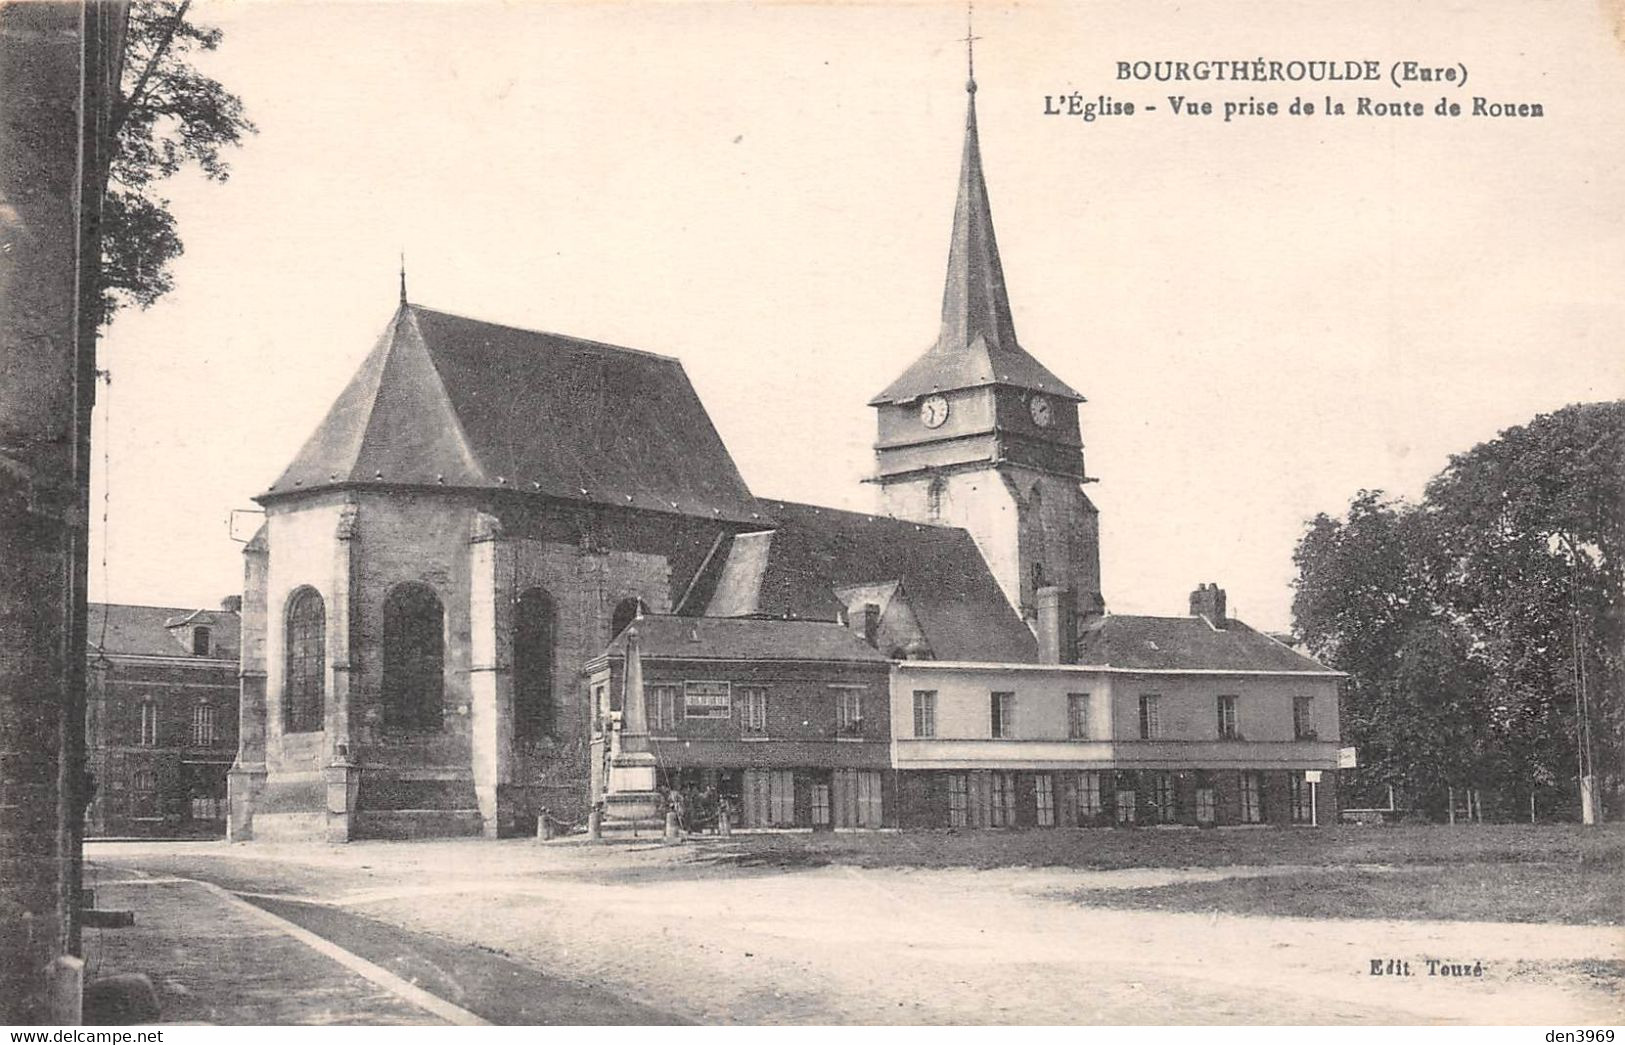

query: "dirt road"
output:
86 838 1622 1025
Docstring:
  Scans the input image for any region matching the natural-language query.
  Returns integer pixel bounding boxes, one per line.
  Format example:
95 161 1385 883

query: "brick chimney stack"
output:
1189 582 1227 628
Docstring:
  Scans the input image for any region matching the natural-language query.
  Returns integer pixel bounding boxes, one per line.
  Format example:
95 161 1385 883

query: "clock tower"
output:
870 72 1104 631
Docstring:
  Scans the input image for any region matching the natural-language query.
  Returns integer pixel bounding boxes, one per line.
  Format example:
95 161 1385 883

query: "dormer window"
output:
192 626 212 656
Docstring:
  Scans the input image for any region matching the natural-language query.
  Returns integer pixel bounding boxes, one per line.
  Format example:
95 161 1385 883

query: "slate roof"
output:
604 614 890 664
261 304 763 525
870 86 1081 405
696 500 1037 663
1076 614 1339 674
87 603 240 660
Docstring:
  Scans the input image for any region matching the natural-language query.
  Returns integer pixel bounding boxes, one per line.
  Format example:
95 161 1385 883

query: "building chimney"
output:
862 603 881 648
1189 582 1227 627
220 595 242 613
1036 586 1067 664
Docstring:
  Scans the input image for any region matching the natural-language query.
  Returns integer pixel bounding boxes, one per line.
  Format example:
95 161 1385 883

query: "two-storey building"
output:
587 615 894 829
890 585 1342 829
85 601 241 838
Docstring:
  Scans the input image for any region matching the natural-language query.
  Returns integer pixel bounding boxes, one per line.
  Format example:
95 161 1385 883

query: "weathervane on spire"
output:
399 251 407 305
963 1 981 93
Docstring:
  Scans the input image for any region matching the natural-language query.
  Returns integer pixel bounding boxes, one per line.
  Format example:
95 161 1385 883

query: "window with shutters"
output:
1217 695 1239 739
1067 693 1090 739
1034 774 1056 827
768 769 795 825
856 770 883 827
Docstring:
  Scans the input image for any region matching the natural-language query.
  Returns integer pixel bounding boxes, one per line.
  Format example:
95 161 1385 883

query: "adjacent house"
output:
85 601 241 838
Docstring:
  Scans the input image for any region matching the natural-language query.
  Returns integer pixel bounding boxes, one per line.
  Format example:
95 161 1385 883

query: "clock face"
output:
919 394 950 429
1029 394 1053 428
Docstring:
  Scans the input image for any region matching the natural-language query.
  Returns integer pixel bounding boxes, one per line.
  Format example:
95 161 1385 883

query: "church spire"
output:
399 251 408 306
937 22 1018 357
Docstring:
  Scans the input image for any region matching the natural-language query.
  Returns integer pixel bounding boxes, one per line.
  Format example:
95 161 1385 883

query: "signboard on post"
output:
1305 770 1323 783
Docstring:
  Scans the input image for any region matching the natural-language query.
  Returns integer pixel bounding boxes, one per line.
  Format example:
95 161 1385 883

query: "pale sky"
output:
90 0 1625 631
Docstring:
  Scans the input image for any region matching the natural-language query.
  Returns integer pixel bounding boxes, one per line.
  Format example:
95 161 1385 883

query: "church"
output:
227 66 1339 842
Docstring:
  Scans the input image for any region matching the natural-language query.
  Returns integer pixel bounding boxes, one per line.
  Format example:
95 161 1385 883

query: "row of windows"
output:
944 770 1316 827
282 582 586 740
131 700 221 746
908 691 1317 741
635 683 868 736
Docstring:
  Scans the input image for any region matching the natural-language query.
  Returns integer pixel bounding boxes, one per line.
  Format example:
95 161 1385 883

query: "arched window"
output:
383 582 444 731
610 596 646 640
284 587 326 733
926 475 946 520
512 587 556 742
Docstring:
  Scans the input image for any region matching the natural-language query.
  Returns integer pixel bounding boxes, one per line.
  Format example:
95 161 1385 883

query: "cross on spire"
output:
962 1 980 92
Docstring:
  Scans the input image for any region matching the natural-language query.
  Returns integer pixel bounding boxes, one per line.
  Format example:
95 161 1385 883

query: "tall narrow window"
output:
990 771 1017 826
192 701 216 745
647 684 678 732
138 699 158 746
926 476 946 521
912 690 937 738
1241 771 1263 824
947 773 969 827
1034 774 1056 827
836 687 863 735
192 626 212 656
513 587 556 742
990 691 1015 739
1078 771 1103 818
1290 775 1314 823
740 686 768 734
1151 771 1176 823
131 768 157 818
1067 693 1090 739
1293 696 1316 739
1138 695 1162 739
383 582 444 731
1217 695 1239 739
284 587 326 734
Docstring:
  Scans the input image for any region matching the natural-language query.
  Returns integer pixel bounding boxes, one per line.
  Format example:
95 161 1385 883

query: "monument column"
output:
468 511 514 837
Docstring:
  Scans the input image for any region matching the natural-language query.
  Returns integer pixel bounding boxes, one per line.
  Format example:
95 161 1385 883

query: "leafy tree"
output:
99 0 255 326
1424 401 1624 817
1293 402 1624 820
